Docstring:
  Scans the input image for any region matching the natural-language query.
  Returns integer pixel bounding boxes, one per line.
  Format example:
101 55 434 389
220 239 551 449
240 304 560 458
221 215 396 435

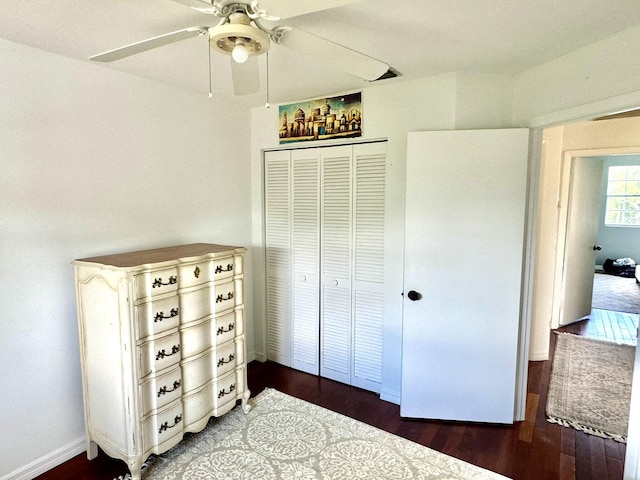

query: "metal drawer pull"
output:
157 380 181 397
216 292 234 303
218 384 236 398
194 266 201 278
158 414 182 434
152 276 177 288
217 323 235 335
217 353 235 367
215 263 233 274
156 344 180 361
154 308 179 323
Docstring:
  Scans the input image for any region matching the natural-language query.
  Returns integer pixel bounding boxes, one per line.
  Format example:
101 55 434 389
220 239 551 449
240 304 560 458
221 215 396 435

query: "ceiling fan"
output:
90 0 398 97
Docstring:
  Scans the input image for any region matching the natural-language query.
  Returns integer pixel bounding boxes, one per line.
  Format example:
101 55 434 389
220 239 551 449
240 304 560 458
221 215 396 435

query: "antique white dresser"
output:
73 243 250 480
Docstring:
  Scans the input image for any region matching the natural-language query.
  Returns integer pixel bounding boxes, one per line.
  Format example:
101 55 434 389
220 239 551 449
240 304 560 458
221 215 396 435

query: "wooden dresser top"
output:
74 243 245 268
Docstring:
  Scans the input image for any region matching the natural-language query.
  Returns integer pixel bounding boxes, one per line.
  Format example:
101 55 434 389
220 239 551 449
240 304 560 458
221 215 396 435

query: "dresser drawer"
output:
216 309 242 344
180 310 241 359
181 350 214 394
136 296 180 340
178 261 213 289
213 280 237 312
215 341 238 377
142 401 183 453
139 332 181 377
213 257 236 280
134 268 178 300
180 280 237 323
181 341 237 394
181 369 246 428
181 381 216 428
140 366 182 416
178 256 236 290
214 369 244 410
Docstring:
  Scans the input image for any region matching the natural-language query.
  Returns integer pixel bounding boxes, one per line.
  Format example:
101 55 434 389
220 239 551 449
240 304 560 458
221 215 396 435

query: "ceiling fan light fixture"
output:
209 12 270 60
231 39 250 63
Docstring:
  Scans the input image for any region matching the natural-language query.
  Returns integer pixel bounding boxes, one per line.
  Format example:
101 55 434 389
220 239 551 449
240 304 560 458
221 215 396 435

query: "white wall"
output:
513 24 640 126
250 72 517 403
0 39 252 479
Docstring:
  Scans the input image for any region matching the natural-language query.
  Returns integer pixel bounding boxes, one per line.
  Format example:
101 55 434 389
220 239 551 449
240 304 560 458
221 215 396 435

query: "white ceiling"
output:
1 0 640 106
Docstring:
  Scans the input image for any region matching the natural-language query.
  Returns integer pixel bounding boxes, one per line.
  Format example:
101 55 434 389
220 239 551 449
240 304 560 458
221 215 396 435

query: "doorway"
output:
559 154 640 335
530 121 640 354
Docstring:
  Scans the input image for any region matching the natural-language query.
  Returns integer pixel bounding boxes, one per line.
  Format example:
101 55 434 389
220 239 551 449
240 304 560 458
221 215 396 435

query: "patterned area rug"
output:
117 388 509 479
546 332 635 442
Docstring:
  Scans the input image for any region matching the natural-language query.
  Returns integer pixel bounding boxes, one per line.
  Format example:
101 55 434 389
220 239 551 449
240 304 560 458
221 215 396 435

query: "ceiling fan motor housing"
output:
209 12 270 57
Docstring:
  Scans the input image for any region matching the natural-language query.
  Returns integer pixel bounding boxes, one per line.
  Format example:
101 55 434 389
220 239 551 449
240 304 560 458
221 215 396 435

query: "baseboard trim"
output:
380 388 401 405
253 351 267 362
529 348 550 362
1 437 85 480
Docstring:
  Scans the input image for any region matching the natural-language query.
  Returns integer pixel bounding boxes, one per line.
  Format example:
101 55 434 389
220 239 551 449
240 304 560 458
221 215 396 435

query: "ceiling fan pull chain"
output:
265 51 270 109
208 37 213 99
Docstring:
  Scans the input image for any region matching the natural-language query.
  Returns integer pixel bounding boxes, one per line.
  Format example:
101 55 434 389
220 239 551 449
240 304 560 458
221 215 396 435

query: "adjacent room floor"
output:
562 308 638 346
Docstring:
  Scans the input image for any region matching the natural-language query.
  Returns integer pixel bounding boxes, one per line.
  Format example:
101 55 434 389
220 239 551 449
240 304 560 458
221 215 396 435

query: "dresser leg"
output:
86 439 98 460
242 389 252 414
128 458 144 480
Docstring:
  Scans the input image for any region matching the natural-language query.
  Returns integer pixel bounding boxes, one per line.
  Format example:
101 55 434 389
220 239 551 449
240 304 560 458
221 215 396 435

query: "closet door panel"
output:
320 282 351 383
320 146 353 383
351 143 386 392
264 150 292 366
291 149 320 375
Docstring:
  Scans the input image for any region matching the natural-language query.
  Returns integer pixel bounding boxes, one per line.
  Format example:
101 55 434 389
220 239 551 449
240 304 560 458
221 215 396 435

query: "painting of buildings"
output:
278 92 362 144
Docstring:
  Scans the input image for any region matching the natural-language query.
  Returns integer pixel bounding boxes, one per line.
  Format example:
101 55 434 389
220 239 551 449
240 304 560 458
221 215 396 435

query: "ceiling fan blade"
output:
171 0 214 9
277 28 392 81
259 0 363 19
231 56 260 95
90 27 209 62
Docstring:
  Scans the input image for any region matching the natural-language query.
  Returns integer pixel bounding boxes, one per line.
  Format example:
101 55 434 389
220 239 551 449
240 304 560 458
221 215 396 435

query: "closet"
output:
264 141 386 393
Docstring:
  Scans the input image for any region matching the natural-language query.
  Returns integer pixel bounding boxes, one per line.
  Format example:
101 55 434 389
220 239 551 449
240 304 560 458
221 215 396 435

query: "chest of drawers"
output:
73 243 250 480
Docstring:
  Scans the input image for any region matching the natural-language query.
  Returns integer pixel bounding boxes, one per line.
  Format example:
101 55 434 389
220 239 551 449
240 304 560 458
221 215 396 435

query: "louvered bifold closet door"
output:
291 149 320 375
264 142 386 394
320 145 353 385
351 142 386 393
264 150 292 366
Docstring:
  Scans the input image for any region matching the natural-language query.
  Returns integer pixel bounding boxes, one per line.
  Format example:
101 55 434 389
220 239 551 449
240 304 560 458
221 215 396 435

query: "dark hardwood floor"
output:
36 316 631 480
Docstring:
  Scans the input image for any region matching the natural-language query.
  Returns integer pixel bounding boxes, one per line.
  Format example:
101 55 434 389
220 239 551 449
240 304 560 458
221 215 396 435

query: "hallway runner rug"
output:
546 332 635 442
115 388 509 479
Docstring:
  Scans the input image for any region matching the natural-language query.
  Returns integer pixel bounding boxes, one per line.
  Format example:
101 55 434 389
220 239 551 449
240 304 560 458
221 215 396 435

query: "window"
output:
605 165 640 226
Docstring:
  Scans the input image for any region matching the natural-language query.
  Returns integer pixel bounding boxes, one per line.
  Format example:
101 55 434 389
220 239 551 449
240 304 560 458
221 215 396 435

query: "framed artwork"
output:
279 92 362 144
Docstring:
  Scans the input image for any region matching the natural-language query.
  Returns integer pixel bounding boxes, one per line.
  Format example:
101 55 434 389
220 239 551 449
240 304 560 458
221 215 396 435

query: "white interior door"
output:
559 156 604 326
401 128 529 423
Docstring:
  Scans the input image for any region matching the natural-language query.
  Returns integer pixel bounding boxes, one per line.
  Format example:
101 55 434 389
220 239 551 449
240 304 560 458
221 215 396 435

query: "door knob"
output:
407 290 422 301
593 245 602 251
